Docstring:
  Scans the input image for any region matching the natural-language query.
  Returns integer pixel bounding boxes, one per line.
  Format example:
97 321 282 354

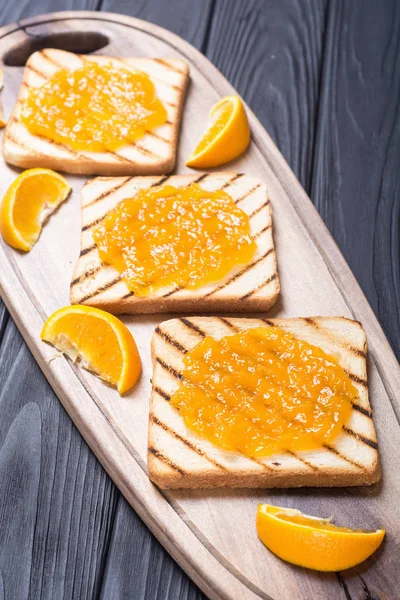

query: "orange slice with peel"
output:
41 305 141 395
186 95 250 168
0 168 71 251
256 504 385 571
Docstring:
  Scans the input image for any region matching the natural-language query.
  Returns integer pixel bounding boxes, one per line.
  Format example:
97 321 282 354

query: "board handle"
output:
3 31 109 66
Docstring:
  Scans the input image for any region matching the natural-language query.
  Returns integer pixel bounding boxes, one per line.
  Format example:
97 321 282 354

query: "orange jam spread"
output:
170 326 357 458
92 183 256 296
21 62 167 151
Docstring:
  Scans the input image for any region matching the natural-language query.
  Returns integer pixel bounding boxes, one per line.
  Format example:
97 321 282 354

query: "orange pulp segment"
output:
0 168 71 251
41 305 141 394
256 504 385 571
170 325 357 458
186 96 250 168
92 183 256 297
21 62 167 152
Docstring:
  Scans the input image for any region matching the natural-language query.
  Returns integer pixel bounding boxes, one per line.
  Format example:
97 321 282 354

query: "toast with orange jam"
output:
148 316 380 489
2 49 189 175
70 172 280 314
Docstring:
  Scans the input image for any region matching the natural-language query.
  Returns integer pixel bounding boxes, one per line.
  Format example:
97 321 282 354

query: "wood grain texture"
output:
0 3 398 600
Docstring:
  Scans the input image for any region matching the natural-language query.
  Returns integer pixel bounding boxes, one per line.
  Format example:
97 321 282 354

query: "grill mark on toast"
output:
131 143 162 159
154 386 171 401
6 120 81 158
259 319 276 327
234 183 262 205
162 286 182 298
218 317 239 332
221 173 244 189
240 271 276 300
156 358 182 380
343 426 378 450
204 250 273 297
304 318 367 359
352 402 372 418
348 346 367 358
145 129 169 143
148 447 184 475
252 224 271 240
155 327 188 353
71 266 101 286
111 143 162 161
4 132 43 154
26 64 47 80
107 151 136 164
151 175 170 187
286 450 318 471
304 317 316 325
85 177 133 207
84 175 171 229
82 218 102 232
193 173 209 184
41 49 70 70
113 58 181 91
248 200 270 219
345 371 367 387
324 444 365 469
80 244 96 257
247 457 274 472
179 318 206 337
78 277 121 303
151 415 227 470
154 58 187 74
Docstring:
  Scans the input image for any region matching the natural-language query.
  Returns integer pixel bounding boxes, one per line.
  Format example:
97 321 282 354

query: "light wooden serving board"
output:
0 11 399 600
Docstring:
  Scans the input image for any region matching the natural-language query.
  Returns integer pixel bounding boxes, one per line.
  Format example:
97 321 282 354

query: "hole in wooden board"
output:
3 31 110 66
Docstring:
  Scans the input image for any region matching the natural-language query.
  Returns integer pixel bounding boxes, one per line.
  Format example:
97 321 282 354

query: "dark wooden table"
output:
0 1 398 599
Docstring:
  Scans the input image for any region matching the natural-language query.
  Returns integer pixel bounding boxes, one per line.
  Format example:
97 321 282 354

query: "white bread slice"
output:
2 49 189 176
148 316 380 489
70 172 280 314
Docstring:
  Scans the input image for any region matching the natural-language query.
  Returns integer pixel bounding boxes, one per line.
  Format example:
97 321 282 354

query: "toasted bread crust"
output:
148 316 381 489
2 49 189 176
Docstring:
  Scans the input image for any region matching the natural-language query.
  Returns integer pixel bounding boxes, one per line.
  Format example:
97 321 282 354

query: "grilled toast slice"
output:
70 172 280 314
2 49 189 176
148 316 380 488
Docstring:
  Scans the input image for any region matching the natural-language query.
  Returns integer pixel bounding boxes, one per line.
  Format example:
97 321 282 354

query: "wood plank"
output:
308 0 400 359
0 5 396 600
0 0 99 26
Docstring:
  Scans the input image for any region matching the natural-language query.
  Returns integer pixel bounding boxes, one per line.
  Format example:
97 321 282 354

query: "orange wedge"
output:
186 95 250 168
41 305 141 394
257 504 385 571
0 68 6 128
0 168 71 252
